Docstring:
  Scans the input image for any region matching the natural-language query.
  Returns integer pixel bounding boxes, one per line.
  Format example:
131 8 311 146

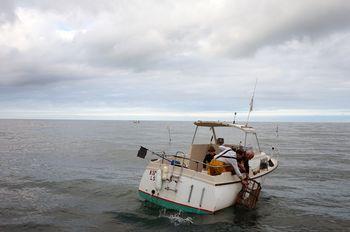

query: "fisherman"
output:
237 147 255 175
217 137 237 153
208 143 255 187
202 145 216 169
210 146 243 179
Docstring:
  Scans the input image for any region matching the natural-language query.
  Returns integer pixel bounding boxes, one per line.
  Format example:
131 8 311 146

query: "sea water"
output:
0 119 349 231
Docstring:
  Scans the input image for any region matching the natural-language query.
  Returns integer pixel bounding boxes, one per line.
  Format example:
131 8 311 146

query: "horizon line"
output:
0 116 349 123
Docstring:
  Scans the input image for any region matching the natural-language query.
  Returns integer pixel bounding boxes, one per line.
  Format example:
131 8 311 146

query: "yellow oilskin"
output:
207 160 226 176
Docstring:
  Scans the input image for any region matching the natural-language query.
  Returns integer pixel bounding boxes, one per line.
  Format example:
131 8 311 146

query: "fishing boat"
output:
137 120 279 214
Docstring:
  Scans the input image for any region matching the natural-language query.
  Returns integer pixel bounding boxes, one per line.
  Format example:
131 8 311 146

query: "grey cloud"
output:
3 1 350 72
0 0 349 119
0 0 16 24
213 1 350 57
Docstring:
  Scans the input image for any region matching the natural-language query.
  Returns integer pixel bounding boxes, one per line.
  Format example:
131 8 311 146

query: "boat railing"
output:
138 147 231 172
162 154 231 172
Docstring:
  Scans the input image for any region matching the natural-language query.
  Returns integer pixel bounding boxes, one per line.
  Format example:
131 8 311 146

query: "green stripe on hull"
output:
138 191 209 215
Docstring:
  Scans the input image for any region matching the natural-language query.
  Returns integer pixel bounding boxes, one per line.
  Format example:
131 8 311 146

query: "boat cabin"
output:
188 120 261 172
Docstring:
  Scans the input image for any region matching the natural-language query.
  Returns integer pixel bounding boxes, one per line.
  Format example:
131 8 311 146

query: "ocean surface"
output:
0 119 349 231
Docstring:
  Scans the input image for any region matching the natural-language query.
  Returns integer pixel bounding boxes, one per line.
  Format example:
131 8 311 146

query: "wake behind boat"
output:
137 120 279 214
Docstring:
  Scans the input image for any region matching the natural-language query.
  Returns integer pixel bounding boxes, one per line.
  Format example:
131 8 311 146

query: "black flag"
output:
137 146 148 158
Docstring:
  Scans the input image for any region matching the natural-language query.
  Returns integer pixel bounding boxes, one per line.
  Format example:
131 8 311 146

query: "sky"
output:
0 0 349 121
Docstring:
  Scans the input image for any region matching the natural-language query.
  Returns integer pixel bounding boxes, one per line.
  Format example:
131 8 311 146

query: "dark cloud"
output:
216 1 350 57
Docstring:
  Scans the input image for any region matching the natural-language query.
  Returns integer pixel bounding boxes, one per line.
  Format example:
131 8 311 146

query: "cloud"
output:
0 1 349 120
205 1 350 57
0 0 16 24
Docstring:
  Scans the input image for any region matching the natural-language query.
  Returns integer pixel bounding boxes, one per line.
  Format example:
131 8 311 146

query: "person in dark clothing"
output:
226 145 254 187
235 147 248 174
236 148 255 187
203 146 216 169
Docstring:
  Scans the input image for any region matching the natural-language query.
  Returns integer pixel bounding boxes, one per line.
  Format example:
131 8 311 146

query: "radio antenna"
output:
245 78 258 127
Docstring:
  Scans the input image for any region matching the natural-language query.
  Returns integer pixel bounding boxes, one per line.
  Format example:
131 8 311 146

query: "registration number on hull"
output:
149 170 157 181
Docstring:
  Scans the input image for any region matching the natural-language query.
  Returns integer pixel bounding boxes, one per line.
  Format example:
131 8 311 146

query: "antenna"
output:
245 78 258 127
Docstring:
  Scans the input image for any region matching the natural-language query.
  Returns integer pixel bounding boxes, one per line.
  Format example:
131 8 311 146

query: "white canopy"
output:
193 120 255 133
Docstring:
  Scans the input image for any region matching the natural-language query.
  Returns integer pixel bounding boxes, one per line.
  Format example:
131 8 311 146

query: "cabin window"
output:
214 127 245 146
244 132 260 153
192 127 215 144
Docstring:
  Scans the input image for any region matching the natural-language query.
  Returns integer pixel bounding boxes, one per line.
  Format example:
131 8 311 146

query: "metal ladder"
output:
165 156 185 192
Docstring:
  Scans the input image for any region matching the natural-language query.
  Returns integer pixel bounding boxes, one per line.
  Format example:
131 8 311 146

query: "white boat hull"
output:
138 158 278 214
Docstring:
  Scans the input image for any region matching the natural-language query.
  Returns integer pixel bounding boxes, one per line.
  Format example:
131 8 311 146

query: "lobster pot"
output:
236 179 261 209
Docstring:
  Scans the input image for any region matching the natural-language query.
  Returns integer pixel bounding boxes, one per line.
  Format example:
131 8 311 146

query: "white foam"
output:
159 209 194 226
